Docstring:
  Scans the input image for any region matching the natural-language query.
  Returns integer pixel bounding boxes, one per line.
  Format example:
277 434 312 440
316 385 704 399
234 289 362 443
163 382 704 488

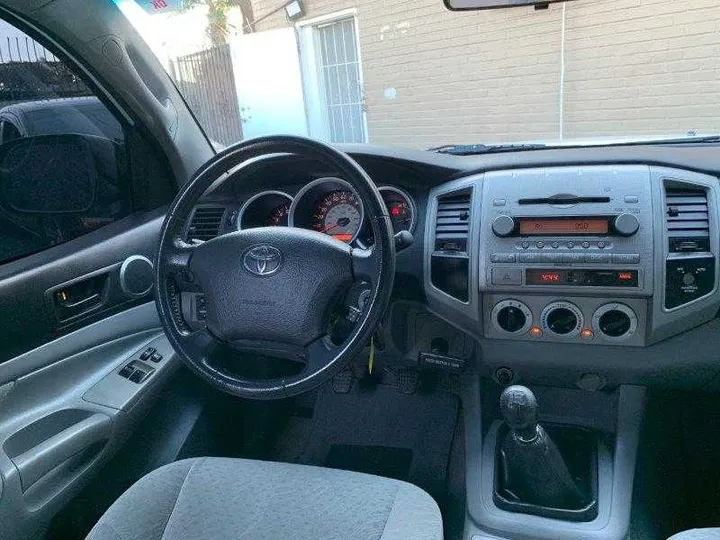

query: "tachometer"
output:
268 202 290 226
238 191 292 230
311 190 362 243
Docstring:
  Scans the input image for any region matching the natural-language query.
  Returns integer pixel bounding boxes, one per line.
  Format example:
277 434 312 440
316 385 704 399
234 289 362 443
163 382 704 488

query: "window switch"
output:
149 352 163 363
119 364 135 378
129 369 148 384
139 347 156 360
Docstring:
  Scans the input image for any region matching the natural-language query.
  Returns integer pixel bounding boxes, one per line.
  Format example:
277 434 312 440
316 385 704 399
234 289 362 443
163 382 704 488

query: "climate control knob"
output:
592 303 638 341
492 215 516 237
492 300 532 335
541 301 583 338
613 213 640 237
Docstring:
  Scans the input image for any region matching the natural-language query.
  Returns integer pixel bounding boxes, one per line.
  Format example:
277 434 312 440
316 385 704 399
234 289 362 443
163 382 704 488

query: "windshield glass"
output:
118 0 720 149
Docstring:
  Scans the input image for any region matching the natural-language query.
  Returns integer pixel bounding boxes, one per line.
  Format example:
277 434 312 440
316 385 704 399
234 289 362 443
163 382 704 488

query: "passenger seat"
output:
668 529 720 539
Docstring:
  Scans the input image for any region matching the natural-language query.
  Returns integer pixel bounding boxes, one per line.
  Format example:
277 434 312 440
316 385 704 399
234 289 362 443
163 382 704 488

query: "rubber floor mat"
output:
298 383 459 501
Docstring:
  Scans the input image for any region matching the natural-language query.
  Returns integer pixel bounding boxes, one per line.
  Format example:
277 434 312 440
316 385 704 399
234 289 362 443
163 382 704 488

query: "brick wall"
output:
248 0 720 148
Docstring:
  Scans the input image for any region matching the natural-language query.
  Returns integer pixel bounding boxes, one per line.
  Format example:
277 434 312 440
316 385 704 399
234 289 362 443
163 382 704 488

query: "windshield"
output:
118 0 720 149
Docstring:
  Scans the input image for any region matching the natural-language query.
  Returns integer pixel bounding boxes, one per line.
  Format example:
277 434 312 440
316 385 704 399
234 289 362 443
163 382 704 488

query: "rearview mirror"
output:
0 134 101 213
445 0 573 10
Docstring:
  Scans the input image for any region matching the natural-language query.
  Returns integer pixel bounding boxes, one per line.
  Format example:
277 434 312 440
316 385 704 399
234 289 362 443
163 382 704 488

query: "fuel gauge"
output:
379 186 416 234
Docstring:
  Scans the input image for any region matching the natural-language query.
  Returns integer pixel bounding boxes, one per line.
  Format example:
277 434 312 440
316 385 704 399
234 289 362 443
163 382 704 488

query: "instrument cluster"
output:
237 177 416 244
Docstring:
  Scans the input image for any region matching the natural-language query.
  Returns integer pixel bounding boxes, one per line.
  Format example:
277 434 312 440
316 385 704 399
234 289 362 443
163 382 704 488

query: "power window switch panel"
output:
118 364 134 378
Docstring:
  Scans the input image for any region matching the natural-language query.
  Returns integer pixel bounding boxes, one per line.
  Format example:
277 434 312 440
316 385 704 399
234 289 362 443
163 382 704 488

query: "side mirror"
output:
444 0 573 10
0 134 105 214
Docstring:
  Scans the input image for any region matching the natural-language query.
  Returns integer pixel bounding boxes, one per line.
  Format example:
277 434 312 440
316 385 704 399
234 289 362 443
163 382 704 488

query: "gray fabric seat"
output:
668 530 720 540
86 457 443 540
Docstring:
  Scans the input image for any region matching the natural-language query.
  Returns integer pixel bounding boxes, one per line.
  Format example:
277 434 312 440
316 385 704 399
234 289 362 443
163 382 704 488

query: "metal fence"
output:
169 44 243 146
0 35 91 105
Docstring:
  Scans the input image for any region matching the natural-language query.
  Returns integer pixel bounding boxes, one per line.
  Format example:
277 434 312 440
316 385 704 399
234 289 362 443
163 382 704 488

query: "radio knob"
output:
614 213 640 236
492 215 516 237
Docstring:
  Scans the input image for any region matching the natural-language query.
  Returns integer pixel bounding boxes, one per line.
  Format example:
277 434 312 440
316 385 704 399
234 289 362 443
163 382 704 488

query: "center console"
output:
425 165 720 350
423 164 720 540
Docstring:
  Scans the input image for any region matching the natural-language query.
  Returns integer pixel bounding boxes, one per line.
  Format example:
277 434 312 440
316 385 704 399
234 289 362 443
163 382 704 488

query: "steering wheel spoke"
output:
162 237 202 291
176 327 224 366
302 334 339 374
351 246 377 283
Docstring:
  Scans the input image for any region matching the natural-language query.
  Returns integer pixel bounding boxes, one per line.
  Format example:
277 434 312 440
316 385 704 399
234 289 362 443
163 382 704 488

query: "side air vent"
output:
665 188 710 252
435 189 472 253
187 206 225 241
431 188 472 302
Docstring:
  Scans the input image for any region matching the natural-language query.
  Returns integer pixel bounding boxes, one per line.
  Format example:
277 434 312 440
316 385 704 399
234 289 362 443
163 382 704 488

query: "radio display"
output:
519 217 609 236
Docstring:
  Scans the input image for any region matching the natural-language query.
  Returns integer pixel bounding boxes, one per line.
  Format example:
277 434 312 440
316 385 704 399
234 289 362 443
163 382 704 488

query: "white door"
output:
230 28 308 138
298 15 367 143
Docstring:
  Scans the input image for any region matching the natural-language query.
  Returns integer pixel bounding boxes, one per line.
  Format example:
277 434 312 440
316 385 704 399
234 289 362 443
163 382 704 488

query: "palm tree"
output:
183 0 237 46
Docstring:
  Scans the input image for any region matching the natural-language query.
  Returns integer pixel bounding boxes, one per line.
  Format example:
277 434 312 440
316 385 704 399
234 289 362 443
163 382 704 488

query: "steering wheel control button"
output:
614 213 641 236
242 244 283 276
492 215 516 237
491 267 522 286
592 303 638 341
492 300 533 335
541 301 584 338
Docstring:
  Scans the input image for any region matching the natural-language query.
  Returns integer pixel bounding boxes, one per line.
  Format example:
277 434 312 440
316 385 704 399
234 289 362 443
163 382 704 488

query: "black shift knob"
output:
500 385 538 441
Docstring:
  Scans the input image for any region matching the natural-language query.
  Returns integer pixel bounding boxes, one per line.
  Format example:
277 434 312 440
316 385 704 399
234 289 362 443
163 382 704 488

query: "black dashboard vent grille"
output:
435 189 472 253
187 206 225 241
665 188 710 252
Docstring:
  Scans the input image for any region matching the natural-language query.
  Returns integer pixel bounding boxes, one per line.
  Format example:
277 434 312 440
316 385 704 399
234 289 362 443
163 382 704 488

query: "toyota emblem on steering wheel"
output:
242 245 283 276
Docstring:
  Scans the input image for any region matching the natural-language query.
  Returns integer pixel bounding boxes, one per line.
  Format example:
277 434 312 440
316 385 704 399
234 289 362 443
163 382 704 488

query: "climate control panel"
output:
485 295 646 346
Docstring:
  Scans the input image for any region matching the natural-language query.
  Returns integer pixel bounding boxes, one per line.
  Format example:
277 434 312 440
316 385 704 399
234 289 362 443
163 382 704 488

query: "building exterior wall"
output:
248 0 720 148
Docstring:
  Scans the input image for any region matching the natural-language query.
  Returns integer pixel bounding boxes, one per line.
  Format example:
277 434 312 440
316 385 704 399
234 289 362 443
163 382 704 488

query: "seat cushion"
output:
668 529 720 540
86 457 443 540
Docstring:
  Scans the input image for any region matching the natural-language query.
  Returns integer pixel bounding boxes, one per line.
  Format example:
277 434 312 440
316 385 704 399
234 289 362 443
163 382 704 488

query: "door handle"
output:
50 273 109 322
56 292 101 310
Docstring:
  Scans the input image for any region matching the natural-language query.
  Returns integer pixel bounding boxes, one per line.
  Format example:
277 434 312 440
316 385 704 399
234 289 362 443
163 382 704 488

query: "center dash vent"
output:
187 206 225 241
665 188 710 252
435 189 472 253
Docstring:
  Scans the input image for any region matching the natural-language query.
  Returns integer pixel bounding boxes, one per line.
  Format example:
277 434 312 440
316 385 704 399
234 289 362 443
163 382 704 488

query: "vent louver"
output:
435 189 472 253
665 188 710 252
187 207 225 241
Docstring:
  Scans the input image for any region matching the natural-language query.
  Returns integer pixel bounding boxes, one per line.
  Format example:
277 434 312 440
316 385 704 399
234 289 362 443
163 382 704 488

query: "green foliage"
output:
182 0 238 45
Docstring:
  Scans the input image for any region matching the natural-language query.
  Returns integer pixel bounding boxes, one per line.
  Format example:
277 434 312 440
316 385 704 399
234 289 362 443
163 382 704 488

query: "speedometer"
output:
289 177 365 244
311 191 362 243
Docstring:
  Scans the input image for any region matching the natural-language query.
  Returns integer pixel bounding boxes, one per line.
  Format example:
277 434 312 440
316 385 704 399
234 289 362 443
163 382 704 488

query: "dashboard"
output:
181 144 720 390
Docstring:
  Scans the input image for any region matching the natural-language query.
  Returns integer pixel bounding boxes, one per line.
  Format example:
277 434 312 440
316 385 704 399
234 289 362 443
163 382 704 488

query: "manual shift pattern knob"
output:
500 385 539 441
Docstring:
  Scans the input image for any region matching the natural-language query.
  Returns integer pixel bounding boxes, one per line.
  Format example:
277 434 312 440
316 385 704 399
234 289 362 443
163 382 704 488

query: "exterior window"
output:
0 19 131 264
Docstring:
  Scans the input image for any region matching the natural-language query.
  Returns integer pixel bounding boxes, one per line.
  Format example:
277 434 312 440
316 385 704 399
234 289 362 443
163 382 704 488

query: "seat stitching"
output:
375 484 401 540
159 458 207 540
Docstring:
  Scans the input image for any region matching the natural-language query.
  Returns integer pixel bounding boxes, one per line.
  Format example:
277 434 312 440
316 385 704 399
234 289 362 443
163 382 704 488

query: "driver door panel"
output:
0 11 186 540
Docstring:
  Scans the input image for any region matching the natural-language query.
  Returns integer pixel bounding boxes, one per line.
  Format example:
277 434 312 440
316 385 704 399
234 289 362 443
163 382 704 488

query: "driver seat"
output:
86 457 443 540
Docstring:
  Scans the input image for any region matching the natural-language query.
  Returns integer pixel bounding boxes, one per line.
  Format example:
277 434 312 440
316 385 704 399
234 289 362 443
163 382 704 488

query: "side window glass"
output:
0 19 131 264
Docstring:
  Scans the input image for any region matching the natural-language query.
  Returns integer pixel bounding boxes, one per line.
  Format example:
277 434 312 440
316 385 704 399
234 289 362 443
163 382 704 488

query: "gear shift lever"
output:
498 386 585 509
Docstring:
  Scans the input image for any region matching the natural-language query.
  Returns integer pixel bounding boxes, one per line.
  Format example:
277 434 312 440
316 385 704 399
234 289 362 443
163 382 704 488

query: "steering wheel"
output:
155 136 395 399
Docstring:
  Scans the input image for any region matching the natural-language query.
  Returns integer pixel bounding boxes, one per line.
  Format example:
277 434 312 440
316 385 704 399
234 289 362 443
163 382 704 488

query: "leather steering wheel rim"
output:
155 135 395 400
